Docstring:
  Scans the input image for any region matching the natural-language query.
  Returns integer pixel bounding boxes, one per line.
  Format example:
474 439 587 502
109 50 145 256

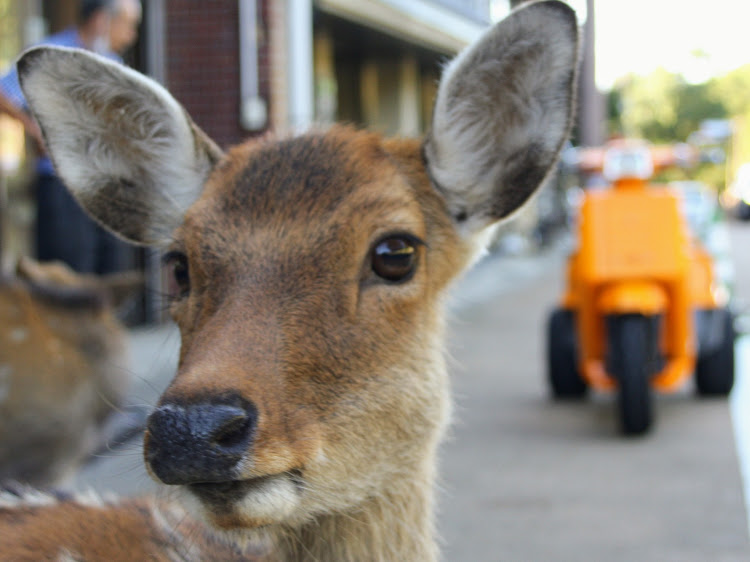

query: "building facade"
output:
144 0 489 144
0 0 490 320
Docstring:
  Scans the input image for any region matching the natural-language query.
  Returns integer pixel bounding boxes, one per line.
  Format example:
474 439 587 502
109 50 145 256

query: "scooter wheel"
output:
547 308 587 399
695 308 735 397
608 314 654 435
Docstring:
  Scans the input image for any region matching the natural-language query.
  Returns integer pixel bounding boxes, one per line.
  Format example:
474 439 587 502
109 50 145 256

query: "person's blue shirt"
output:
0 28 121 175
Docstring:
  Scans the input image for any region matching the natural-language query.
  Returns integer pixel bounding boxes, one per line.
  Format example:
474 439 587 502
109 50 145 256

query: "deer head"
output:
18 1 579 558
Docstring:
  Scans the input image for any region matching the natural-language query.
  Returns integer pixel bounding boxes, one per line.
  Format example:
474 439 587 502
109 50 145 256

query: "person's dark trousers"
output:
35 173 132 275
94 223 132 275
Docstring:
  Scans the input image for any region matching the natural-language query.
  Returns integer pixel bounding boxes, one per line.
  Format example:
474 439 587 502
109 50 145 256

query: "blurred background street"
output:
0 0 749 559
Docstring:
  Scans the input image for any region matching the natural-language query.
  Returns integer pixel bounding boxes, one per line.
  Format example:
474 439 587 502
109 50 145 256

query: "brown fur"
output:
0 258 140 486
150 129 458 559
3 2 580 559
0 488 264 561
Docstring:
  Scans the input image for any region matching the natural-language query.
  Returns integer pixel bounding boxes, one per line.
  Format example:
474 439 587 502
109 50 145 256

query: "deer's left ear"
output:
424 0 580 234
18 46 224 246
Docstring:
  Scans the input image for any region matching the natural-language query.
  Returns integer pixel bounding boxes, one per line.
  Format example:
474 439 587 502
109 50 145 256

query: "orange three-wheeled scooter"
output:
547 145 735 435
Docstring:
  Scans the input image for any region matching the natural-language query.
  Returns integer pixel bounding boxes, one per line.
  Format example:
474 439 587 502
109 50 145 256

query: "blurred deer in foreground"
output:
0 2 579 560
0 257 140 486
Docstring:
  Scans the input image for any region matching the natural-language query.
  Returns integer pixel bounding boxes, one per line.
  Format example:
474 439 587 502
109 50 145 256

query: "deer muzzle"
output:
144 394 257 485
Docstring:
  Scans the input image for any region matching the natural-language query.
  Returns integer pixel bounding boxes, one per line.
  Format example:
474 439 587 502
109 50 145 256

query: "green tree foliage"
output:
611 69 727 142
675 83 727 140
610 64 750 144
606 65 750 190
710 64 750 117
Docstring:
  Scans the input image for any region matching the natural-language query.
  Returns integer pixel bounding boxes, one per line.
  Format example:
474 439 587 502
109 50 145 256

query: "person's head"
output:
77 0 113 48
109 0 142 55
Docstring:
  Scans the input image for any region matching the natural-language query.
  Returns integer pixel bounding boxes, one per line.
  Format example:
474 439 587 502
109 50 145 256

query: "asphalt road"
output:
74 222 750 561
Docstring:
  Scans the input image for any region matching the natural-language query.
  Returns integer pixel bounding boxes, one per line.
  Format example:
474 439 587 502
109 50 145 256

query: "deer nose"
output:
145 396 257 485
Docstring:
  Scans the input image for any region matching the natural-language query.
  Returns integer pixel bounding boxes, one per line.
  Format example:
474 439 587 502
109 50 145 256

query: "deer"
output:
0 1 579 560
0 257 141 488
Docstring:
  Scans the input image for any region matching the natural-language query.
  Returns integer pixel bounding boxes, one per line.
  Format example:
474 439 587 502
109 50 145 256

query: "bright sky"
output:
492 1 750 89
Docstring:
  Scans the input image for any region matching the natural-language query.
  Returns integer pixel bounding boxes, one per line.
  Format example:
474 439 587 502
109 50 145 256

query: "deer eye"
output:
371 235 421 283
163 251 190 299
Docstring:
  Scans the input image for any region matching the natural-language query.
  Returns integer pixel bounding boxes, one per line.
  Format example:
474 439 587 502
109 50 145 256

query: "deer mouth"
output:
187 479 255 503
184 471 303 528
187 475 276 503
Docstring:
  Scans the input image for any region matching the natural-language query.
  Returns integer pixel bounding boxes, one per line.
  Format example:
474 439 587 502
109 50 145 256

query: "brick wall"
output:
165 0 271 148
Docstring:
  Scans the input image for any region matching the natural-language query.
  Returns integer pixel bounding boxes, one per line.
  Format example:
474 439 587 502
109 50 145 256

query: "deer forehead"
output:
178 129 440 276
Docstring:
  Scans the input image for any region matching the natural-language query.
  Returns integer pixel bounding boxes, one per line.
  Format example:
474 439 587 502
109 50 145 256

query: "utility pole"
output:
511 0 604 146
578 0 605 146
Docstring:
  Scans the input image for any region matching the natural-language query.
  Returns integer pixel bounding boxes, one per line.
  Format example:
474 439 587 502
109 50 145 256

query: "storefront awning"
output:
315 0 489 54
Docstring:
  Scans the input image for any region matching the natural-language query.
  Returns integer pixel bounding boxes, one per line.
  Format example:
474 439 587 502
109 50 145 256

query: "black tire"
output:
696 308 735 396
608 314 654 435
547 308 587 399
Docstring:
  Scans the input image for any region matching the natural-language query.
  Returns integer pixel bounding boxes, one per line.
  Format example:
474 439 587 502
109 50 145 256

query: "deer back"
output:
0 258 140 486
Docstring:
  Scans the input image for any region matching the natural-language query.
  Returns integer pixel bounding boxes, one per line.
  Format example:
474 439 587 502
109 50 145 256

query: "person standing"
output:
108 0 142 57
0 0 142 274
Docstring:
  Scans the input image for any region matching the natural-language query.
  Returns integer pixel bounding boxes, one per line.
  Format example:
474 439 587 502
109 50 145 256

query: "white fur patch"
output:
234 476 300 522
8 327 28 343
0 487 118 509
57 550 83 562
0 488 58 508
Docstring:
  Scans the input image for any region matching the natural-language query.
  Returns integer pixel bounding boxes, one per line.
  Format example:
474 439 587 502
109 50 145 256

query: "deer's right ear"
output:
424 0 579 236
18 46 224 245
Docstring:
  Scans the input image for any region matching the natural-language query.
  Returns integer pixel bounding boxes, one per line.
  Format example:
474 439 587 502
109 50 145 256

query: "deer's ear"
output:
424 0 579 235
18 46 224 246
